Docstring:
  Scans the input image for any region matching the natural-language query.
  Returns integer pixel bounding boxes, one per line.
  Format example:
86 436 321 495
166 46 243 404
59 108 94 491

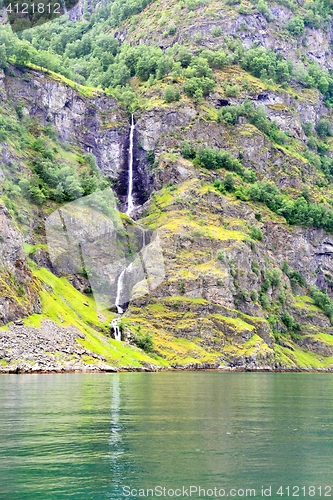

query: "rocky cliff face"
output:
0 204 40 325
117 0 333 70
1 64 333 370
0 67 128 179
126 172 333 369
0 66 155 210
2 0 333 371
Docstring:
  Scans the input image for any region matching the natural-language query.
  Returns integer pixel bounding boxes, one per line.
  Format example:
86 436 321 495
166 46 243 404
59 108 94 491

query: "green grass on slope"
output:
293 295 321 312
23 61 103 98
119 312 222 367
275 345 333 369
25 266 159 367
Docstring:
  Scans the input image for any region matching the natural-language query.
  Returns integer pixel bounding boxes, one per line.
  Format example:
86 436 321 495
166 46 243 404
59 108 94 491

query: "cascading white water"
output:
114 115 135 319
126 114 135 216
112 115 144 336
115 269 125 314
111 318 122 341
141 227 146 248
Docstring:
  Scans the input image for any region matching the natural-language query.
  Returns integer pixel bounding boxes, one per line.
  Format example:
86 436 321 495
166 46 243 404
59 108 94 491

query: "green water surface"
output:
0 372 333 500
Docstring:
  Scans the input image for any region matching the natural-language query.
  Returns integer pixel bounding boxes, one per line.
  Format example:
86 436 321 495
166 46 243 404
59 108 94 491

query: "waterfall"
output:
141 227 146 248
114 115 134 315
115 269 125 314
126 114 135 216
111 114 142 333
111 318 122 341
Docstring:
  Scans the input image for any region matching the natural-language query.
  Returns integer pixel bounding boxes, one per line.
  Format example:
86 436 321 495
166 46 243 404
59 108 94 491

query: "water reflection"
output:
106 373 333 496
1 373 333 500
108 374 130 498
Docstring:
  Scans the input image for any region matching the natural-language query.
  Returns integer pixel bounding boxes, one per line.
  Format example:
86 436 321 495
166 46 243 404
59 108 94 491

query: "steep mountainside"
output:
1 0 333 371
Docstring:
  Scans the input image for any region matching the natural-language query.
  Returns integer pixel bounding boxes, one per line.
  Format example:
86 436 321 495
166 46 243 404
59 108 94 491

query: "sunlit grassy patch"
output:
275 344 333 369
293 295 321 312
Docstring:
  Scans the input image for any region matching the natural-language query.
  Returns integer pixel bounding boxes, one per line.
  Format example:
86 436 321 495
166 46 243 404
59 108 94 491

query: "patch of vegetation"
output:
249 225 263 241
164 85 181 103
26 266 158 367
21 136 109 205
183 145 243 173
248 182 333 234
275 344 333 369
281 261 306 288
286 17 305 37
281 311 300 334
132 326 154 352
218 99 289 145
309 286 333 323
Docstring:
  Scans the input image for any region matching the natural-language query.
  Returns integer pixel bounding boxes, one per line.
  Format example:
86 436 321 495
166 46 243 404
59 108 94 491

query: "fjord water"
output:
1 373 333 500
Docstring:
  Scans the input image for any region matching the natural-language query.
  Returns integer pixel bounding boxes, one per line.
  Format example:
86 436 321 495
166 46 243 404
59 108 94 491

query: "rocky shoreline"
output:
2 319 333 374
0 319 111 374
2 366 333 374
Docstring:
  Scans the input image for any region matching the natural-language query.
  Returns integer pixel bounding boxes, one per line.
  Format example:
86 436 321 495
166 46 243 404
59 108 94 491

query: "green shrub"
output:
286 16 305 36
237 289 248 301
181 141 196 159
251 261 259 275
224 173 235 192
213 179 226 194
132 327 154 352
278 291 286 304
238 4 250 14
288 269 305 288
257 0 270 20
315 118 332 137
281 312 300 332
249 225 263 241
309 286 333 323
164 85 181 103
147 150 155 165
210 25 222 37
281 262 305 287
225 84 240 97
194 147 243 173
260 278 271 293
183 77 215 97
241 169 257 183
167 23 176 35
234 186 247 200
216 249 225 261
267 268 281 287
18 179 45 205
307 136 318 151
302 121 314 136
177 47 193 67
260 293 270 309
268 315 278 328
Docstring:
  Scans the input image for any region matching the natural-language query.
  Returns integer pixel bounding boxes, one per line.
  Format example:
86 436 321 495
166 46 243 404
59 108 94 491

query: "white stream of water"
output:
141 227 146 248
115 269 125 315
111 318 122 341
112 115 145 340
126 114 135 216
